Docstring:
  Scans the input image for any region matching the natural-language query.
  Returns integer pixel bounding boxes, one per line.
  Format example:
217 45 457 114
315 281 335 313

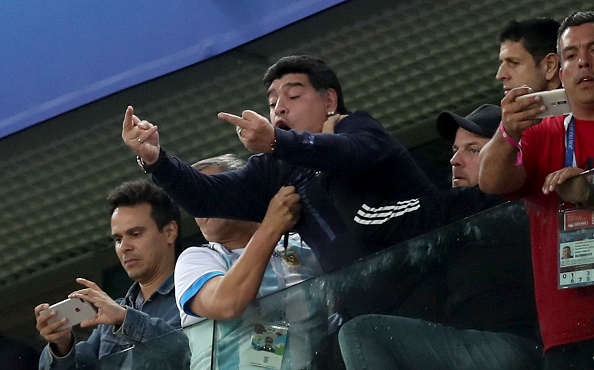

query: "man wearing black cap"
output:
437 104 502 188
338 105 542 369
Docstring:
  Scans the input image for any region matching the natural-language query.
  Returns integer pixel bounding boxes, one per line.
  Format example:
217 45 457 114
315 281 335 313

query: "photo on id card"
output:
247 323 288 369
558 223 594 289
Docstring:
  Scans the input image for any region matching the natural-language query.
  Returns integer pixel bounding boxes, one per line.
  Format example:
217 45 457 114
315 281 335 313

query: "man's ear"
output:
542 52 560 81
324 88 338 113
163 221 179 245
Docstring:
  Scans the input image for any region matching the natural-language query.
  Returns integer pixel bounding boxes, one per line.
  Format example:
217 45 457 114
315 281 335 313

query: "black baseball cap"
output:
436 104 501 141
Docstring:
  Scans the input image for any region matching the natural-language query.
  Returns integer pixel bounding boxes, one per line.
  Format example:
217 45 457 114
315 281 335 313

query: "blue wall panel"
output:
0 0 345 138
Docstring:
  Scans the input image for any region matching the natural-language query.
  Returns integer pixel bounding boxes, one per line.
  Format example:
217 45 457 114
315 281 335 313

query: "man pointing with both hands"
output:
124 55 435 272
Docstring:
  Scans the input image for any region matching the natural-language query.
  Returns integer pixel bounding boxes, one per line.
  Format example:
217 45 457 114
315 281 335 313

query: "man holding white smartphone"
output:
34 181 189 369
480 11 594 368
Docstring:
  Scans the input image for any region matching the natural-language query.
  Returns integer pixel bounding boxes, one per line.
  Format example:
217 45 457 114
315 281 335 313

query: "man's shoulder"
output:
449 186 503 200
177 243 237 272
179 244 226 259
432 185 496 199
440 187 506 215
343 111 379 125
334 111 394 142
348 110 372 118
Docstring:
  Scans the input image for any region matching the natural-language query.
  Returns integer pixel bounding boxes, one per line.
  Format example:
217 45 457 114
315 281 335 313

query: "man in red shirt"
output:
480 11 594 368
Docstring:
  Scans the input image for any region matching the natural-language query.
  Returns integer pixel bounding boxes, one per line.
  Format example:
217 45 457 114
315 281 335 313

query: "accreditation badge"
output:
558 203 594 289
247 323 288 369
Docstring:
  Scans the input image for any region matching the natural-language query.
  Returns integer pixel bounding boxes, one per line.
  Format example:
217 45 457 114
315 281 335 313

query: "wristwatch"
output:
135 147 164 173
136 156 149 173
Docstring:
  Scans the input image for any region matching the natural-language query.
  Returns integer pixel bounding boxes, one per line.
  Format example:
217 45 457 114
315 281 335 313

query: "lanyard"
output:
565 115 577 168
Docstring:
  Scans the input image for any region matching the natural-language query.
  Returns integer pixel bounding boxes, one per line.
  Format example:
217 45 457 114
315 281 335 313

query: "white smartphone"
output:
516 88 572 118
40 298 97 330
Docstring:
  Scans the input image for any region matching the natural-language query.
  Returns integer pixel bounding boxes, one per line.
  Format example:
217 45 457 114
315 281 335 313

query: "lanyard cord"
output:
565 115 577 168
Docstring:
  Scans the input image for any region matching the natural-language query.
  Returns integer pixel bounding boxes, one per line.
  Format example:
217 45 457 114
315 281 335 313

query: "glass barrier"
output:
89 199 532 369
182 199 533 369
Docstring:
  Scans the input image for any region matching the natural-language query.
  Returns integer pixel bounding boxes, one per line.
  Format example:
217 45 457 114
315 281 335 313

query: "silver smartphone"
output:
40 298 97 330
516 88 572 118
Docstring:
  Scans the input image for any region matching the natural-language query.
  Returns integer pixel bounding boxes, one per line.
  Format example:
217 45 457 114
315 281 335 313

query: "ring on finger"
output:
137 137 143 143
236 127 243 138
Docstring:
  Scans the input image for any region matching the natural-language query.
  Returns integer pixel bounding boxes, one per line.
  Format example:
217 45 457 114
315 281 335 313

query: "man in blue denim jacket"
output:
35 181 188 369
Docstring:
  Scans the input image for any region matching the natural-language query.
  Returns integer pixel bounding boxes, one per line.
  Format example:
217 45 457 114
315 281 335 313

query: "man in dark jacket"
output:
123 55 435 272
338 105 542 369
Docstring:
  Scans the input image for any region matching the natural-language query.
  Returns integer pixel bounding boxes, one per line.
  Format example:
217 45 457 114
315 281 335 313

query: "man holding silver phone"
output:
34 181 189 369
480 11 594 368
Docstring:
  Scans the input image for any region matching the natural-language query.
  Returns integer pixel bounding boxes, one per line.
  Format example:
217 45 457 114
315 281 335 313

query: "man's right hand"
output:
35 303 74 356
122 106 161 165
500 86 546 141
261 186 301 234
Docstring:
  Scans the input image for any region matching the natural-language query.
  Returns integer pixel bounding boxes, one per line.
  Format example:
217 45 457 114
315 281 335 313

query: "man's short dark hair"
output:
107 180 182 254
499 18 560 63
263 55 347 114
558 11 594 54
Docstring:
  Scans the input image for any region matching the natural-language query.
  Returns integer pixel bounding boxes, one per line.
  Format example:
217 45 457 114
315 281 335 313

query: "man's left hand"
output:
218 110 276 153
322 114 348 133
543 167 591 204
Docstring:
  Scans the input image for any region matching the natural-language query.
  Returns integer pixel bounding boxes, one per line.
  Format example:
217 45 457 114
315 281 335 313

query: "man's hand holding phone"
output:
39 297 97 330
35 302 77 357
516 88 571 119
35 278 128 356
500 86 547 142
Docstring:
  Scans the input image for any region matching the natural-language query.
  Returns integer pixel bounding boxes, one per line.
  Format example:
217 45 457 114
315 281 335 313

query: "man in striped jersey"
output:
338 105 542 369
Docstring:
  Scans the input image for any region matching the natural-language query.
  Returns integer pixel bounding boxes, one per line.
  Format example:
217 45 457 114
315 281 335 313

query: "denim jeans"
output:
338 314 542 370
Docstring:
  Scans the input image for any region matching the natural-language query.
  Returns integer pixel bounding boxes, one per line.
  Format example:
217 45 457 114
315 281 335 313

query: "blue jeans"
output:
338 315 542 370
